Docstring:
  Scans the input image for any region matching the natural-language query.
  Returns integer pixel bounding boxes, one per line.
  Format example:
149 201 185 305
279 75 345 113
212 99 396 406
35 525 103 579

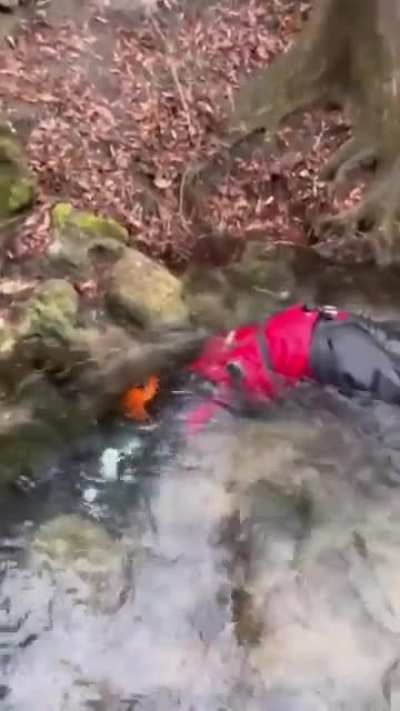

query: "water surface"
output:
2 378 400 710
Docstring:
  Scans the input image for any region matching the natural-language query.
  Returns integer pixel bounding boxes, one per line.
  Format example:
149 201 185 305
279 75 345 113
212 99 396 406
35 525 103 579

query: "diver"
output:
122 303 400 431
184 303 400 430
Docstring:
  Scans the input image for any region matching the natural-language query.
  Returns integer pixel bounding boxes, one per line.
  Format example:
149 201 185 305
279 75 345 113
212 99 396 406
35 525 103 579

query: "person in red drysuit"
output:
185 303 400 431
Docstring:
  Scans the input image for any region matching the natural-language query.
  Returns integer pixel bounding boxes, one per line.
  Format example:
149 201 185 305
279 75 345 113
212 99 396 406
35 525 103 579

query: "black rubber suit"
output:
309 308 400 405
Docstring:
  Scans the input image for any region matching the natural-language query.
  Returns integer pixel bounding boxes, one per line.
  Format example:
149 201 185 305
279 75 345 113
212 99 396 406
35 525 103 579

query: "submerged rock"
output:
107 247 189 328
31 514 131 612
0 125 35 218
49 202 127 273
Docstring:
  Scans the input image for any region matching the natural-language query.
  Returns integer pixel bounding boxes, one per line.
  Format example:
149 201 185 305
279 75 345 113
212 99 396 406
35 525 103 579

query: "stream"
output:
2 359 400 709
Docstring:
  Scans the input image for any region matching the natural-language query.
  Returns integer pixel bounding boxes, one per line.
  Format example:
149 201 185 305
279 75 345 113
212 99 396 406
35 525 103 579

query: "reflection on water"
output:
2 383 400 709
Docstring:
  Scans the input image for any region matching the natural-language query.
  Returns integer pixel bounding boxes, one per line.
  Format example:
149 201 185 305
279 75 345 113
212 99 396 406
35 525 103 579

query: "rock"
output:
64 322 206 414
182 266 234 330
31 514 131 612
0 125 35 218
226 241 296 298
49 202 127 273
0 319 205 486
0 279 78 363
17 278 79 342
32 514 120 572
182 243 295 330
107 247 189 328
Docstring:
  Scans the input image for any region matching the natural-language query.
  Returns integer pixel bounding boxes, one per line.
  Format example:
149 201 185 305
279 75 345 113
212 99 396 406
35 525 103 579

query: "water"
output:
2 376 400 709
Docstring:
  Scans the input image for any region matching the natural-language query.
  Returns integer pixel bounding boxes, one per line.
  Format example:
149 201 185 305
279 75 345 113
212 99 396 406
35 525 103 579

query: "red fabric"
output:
264 303 347 379
186 303 349 430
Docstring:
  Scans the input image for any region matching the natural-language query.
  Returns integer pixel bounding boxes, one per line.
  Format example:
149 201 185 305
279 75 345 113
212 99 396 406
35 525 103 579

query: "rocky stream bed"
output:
2 1 400 710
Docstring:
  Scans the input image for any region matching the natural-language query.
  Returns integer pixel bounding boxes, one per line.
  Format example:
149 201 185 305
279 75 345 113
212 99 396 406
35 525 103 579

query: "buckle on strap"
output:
304 303 339 320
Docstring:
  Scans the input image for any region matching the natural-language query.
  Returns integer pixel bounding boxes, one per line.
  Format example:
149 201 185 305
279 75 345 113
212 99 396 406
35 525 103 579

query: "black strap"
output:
256 323 281 390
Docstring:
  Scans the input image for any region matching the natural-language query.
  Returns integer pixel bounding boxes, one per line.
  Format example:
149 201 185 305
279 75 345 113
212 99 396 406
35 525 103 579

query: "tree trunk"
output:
228 0 400 265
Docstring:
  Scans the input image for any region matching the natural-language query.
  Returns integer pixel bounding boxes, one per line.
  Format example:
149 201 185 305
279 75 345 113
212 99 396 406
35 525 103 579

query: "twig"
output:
178 165 191 232
150 16 195 137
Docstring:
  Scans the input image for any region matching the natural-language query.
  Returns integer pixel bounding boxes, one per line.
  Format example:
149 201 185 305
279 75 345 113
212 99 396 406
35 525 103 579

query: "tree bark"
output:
228 0 400 264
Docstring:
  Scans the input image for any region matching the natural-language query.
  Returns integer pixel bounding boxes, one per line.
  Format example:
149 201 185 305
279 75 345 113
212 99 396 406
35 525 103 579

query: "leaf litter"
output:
0 0 366 270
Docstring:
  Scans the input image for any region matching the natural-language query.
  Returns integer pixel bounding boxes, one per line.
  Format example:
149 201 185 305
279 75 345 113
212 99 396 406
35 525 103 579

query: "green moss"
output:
52 202 128 243
0 129 36 217
52 202 73 229
8 177 35 213
19 279 79 342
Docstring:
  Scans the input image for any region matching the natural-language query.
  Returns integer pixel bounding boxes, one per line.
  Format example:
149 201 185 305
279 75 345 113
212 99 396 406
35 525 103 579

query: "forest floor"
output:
0 0 369 270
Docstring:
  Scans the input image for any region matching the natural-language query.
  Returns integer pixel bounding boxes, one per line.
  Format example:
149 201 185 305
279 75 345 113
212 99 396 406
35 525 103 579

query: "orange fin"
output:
122 375 160 421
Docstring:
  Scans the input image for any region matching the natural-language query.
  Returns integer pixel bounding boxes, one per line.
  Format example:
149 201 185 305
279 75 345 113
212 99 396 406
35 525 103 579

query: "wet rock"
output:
67 322 205 414
0 125 35 218
245 479 312 542
107 247 189 328
183 242 298 330
182 266 234 330
0 401 47 484
227 241 296 298
31 514 131 612
49 202 127 273
0 319 204 486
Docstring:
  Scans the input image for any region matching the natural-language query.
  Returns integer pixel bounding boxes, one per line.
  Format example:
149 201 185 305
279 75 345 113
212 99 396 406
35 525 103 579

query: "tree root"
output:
321 138 378 185
317 159 400 265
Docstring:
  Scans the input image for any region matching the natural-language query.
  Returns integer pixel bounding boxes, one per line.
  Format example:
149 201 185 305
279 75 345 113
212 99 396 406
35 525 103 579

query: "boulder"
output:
49 202 127 273
0 279 79 380
107 247 189 328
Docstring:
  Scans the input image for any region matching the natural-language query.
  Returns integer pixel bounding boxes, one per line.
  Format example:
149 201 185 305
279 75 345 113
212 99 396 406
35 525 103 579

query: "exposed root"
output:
316 159 400 265
321 138 378 185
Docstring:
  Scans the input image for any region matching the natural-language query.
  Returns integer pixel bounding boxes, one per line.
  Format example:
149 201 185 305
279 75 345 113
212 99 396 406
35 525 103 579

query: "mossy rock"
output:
107 247 189 328
18 278 79 342
0 125 36 218
49 202 128 272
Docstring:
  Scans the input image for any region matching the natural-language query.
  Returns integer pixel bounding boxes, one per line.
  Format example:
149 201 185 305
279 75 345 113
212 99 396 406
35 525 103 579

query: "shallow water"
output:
2 378 400 709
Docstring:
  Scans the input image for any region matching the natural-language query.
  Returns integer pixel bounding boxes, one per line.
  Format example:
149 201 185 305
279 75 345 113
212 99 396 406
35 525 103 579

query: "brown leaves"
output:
0 0 356 267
